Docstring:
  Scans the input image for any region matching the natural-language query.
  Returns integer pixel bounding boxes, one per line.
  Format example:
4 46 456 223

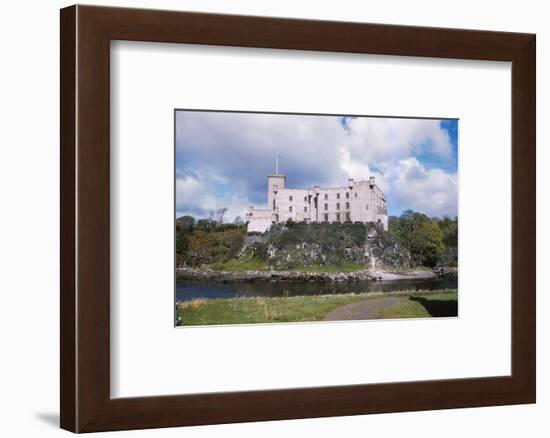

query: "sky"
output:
175 110 458 222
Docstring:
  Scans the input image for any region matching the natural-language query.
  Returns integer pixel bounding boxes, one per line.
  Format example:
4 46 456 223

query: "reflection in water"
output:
176 276 457 301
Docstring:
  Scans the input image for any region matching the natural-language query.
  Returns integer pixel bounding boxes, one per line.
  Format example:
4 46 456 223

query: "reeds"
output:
178 298 207 310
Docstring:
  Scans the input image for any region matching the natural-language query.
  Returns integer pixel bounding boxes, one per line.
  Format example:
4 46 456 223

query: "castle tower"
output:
246 159 388 234
267 173 286 212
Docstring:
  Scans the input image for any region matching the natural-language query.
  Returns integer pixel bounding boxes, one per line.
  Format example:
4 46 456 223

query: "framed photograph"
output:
60 5 535 433
174 109 459 327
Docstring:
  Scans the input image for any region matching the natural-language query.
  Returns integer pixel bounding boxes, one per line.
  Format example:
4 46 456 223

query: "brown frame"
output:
60 5 536 433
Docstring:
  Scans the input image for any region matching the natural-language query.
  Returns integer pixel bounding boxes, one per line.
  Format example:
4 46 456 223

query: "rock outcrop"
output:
176 267 437 283
241 222 411 271
176 267 375 283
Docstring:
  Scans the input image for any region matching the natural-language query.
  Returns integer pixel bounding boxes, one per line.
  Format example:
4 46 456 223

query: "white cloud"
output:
389 157 458 218
176 111 348 194
338 145 388 192
176 111 458 221
176 173 252 223
344 117 454 164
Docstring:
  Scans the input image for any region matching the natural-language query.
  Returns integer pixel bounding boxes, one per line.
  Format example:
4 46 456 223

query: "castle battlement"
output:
246 170 388 233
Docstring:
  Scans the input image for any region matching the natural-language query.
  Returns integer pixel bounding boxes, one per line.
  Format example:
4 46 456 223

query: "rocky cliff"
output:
241 222 411 270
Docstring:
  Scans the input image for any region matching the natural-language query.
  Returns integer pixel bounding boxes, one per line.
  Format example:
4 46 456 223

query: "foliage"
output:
436 215 458 266
437 216 458 248
206 257 268 272
389 210 446 267
175 215 247 267
177 211 458 270
176 215 195 228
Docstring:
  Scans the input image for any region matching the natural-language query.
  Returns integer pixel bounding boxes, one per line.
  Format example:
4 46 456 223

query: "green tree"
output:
176 215 196 228
196 218 214 230
437 215 458 266
390 210 445 267
438 215 458 248
188 230 214 265
175 215 196 266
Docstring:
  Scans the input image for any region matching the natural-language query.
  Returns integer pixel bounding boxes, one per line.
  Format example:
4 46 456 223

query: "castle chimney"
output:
369 176 375 188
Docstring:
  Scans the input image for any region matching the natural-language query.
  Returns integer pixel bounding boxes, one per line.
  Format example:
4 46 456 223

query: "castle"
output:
246 166 388 234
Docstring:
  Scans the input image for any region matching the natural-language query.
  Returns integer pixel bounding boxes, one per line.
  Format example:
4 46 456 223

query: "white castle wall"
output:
245 208 273 233
246 173 388 233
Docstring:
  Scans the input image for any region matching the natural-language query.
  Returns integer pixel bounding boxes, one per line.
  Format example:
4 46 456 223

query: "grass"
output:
380 292 458 319
203 259 367 273
177 298 207 310
198 259 447 274
205 258 269 272
287 261 367 273
177 289 457 326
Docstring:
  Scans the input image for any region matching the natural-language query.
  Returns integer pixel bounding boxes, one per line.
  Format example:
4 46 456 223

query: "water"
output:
176 275 457 301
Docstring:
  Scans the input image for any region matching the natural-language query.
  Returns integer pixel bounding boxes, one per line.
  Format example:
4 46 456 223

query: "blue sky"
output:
176 111 458 221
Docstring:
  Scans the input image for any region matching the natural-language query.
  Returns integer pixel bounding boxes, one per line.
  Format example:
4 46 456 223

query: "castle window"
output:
355 193 358 198
304 206 307 212
273 184 278 191
289 206 293 212
346 202 350 209
366 204 369 210
304 196 307 202
337 193 340 199
324 194 328 200
289 195 293 201
346 192 349 199
324 203 328 210
324 214 328 222
273 200 276 209
345 213 350 221
336 213 341 221
336 203 340 210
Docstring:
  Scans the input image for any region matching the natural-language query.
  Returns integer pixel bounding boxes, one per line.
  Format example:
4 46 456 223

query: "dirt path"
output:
324 296 404 321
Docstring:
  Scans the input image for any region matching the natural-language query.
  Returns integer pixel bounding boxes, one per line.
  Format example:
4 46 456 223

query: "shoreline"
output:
177 287 457 303
176 267 443 283
176 289 458 325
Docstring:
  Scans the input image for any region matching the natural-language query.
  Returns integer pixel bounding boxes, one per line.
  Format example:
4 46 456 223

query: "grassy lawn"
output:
380 292 458 319
205 258 269 271
202 259 367 273
288 261 367 273
177 290 457 326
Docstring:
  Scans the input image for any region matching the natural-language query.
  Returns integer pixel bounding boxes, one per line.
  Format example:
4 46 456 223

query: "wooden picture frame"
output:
60 5 535 433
